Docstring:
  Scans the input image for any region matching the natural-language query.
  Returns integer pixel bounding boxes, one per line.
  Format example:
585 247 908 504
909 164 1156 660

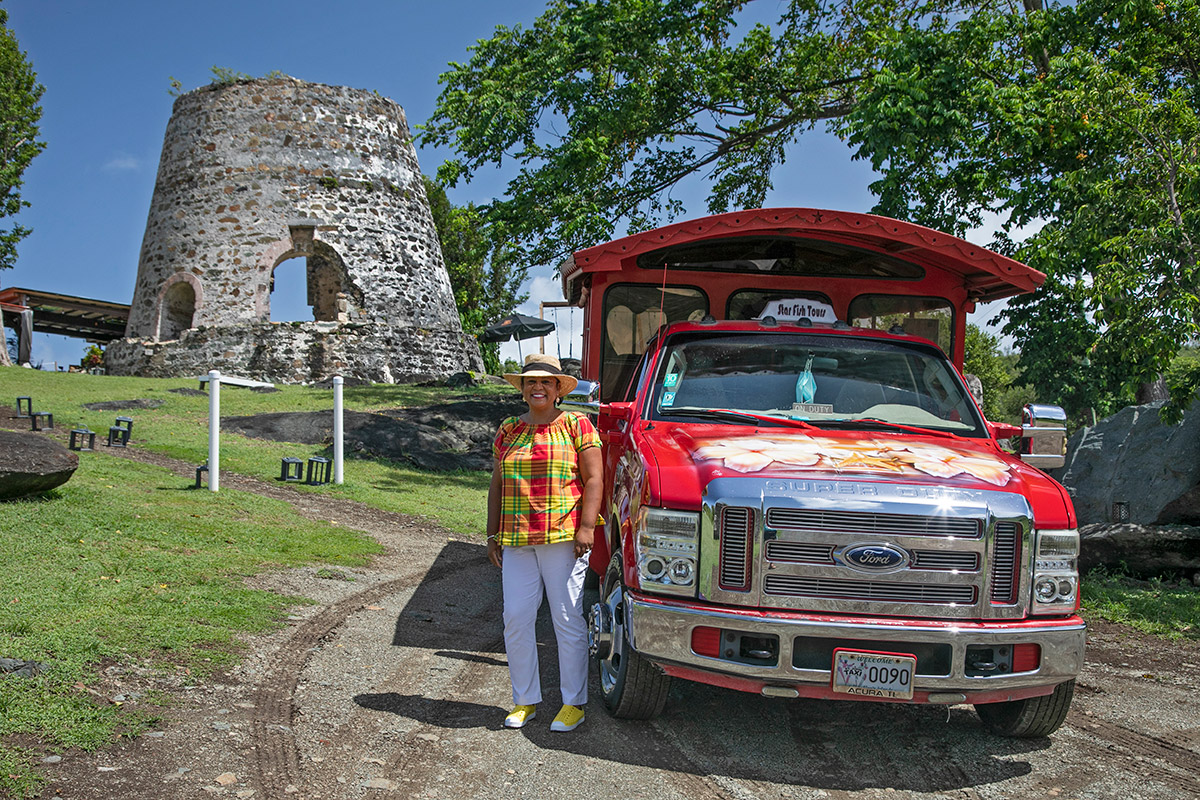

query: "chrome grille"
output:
910 550 980 571
764 575 977 605
990 521 1020 603
719 507 752 591
766 508 981 539
764 540 834 564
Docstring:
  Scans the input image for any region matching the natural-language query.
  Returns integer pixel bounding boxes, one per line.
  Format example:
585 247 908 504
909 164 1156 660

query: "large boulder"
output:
0 430 79 500
1057 396 1200 526
1079 523 1200 579
220 399 526 472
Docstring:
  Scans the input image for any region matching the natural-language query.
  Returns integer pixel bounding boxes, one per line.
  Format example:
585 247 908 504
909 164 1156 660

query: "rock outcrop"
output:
1057 396 1200 526
1080 523 1200 580
0 430 78 500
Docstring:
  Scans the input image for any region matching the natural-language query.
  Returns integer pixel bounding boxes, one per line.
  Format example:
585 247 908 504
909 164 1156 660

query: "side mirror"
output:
560 380 600 415
1019 404 1067 469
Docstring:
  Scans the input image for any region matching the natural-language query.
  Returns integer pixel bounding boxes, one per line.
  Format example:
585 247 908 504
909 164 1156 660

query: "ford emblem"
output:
842 544 909 572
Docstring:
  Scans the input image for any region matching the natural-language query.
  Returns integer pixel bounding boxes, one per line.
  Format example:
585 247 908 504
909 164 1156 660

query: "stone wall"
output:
106 322 478 385
108 76 481 383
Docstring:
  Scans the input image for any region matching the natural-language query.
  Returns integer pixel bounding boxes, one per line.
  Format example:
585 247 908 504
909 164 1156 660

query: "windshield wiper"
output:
814 417 961 438
659 408 818 430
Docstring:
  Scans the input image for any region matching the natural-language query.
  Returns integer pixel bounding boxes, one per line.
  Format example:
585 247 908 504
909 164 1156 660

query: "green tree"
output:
423 176 527 373
963 323 1014 421
0 7 46 270
424 0 1199 419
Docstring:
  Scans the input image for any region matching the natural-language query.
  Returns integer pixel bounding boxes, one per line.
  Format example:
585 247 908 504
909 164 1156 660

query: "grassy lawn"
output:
1 366 502 798
1081 568 1200 639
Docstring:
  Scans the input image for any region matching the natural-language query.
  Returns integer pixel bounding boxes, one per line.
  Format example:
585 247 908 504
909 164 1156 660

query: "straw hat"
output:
503 353 579 395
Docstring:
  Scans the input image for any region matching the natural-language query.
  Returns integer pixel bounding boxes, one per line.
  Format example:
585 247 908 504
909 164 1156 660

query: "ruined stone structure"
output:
106 76 482 383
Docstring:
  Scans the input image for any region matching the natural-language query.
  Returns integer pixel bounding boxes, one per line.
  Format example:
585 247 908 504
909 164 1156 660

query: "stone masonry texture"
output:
106 76 482 383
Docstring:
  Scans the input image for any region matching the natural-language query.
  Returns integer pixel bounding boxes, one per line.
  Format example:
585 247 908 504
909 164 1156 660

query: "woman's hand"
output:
573 527 594 559
487 537 503 567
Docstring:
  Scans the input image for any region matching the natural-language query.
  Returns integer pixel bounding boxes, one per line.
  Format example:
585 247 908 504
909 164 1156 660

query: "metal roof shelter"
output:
0 287 130 342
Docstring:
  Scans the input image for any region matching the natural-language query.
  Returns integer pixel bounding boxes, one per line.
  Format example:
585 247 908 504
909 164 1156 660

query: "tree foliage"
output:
423 176 527 373
425 0 1200 419
0 7 45 271
963 323 1014 421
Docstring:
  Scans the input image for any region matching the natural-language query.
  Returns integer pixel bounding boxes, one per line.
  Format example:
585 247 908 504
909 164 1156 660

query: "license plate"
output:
832 649 916 700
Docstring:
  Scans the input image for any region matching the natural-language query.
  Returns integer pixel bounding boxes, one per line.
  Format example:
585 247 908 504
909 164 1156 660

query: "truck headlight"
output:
1032 529 1079 613
636 508 699 597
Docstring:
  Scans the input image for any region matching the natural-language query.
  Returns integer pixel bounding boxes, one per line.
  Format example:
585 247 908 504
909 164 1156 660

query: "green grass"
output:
4 367 501 533
0 453 385 797
1 367 507 798
1081 568 1200 639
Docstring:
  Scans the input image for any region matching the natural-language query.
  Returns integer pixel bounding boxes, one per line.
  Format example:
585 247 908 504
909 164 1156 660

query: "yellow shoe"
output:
504 704 536 728
550 704 585 732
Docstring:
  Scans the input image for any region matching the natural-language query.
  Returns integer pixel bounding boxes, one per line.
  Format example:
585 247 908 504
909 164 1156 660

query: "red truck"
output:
559 208 1084 737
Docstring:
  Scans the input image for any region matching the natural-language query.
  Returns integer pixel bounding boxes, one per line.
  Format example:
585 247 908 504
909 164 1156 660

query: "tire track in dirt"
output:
244 555 484 798
290 561 503 793
80 441 489 797
1065 711 1200 795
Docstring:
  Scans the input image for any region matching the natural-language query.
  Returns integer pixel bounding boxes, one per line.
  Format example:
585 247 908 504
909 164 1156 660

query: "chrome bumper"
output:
626 594 1085 693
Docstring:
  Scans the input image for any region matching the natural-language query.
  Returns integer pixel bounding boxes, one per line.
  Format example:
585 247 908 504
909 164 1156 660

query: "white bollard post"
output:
333 375 344 484
208 369 220 492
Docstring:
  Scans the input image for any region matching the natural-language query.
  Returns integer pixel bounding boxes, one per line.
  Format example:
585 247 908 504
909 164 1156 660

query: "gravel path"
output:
13 431 1200 800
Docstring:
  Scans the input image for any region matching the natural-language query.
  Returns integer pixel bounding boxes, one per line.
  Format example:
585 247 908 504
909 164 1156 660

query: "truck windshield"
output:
650 332 986 437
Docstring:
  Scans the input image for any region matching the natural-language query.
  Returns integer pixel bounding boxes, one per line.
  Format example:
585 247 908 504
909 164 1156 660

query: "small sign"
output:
792 403 833 414
664 373 679 388
661 391 677 407
758 298 837 323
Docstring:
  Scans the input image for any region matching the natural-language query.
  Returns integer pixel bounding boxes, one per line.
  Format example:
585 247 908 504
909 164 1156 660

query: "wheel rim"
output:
596 576 625 695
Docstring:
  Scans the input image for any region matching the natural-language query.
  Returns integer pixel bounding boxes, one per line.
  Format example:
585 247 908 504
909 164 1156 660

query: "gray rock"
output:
1058 396 1200 525
221 399 525 472
963 373 984 406
0 431 78 500
1080 523 1200 578
82 399 164 411
0 657 50 677
445 371 477 388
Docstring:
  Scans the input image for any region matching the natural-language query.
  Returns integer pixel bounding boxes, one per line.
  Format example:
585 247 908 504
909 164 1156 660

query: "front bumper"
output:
626 593 1085 703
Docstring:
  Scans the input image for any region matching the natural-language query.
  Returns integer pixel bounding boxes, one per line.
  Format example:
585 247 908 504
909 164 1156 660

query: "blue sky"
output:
3 0 1003 369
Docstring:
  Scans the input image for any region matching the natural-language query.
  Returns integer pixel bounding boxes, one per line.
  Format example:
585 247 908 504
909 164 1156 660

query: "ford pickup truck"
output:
559 208 1084 737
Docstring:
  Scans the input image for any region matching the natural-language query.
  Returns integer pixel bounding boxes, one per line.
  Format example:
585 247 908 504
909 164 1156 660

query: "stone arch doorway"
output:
156 273 201 341
261 228 362 323
270 256 310 322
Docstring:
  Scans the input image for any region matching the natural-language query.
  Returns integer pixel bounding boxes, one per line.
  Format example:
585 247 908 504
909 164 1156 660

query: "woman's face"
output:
522 375 561 411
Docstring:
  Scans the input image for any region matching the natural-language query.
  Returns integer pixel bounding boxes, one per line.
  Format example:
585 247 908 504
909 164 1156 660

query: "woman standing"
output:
487 354 602 732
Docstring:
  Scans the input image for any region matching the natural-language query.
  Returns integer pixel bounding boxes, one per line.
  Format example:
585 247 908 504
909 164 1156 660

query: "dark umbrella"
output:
479 312 556 360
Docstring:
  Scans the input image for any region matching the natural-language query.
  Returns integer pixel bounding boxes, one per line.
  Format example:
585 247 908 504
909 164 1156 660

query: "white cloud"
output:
102 155 141 172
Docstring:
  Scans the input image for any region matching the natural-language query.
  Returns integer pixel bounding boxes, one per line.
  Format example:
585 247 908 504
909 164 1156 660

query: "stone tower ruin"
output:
106 76 483 383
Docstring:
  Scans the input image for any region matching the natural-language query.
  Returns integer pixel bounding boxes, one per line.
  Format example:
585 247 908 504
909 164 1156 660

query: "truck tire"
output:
593 557 671 719
974 679 1074 737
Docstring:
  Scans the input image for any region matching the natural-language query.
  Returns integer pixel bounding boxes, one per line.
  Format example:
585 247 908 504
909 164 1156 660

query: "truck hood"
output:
641 423 1071 524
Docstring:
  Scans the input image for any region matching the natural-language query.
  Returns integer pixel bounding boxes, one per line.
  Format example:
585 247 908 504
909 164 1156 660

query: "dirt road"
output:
36 448 1200 800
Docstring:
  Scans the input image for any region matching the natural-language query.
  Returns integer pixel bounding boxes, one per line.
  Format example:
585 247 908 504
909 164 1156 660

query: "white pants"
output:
501 541 589 707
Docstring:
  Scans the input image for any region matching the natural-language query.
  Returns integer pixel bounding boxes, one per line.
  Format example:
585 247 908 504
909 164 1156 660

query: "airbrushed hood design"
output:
690 434 1012 486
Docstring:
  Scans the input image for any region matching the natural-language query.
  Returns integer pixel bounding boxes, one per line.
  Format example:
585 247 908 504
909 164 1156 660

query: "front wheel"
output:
589 557 670 719
974 679 1075 737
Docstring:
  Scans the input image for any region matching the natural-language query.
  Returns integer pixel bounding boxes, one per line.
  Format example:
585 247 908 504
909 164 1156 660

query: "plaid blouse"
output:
492 412 601 547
